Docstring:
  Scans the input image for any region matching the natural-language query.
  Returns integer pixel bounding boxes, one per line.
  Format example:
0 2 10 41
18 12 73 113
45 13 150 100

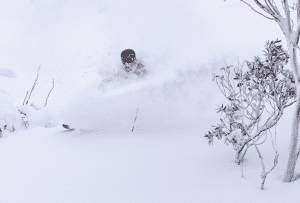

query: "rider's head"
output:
121 49 136 68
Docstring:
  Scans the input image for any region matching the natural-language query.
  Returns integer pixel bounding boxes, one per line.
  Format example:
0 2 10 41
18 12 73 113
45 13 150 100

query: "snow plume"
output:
61 53 240 133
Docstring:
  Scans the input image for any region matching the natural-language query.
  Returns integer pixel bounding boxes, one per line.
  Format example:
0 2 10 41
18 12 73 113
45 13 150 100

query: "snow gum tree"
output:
205 40 296 189
224 0 300 183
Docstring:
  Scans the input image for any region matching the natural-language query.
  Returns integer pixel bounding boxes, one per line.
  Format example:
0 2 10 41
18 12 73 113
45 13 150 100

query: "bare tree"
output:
229 0 300 183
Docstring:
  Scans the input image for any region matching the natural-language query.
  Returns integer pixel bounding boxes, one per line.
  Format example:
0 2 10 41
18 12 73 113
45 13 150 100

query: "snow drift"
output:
0 67 17 78
18 105 59 128
0 93 23 134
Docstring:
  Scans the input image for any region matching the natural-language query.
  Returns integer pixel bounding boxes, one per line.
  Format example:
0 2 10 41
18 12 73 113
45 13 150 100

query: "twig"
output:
284 100 297 108
244 130 267 189
44 79 55 107
22 91 28 106
269 123 278 152
26 65 41 105
261 152 279 189
241 115 276 149
238 130 267 165
132 108 139 132
243 122 280 190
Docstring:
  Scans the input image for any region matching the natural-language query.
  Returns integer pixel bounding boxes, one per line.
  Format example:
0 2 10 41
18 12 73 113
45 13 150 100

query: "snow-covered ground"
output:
0 0 300 202
0 118 299 203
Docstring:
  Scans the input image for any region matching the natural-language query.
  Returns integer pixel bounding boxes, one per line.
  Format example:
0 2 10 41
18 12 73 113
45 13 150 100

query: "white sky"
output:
0 0 287 73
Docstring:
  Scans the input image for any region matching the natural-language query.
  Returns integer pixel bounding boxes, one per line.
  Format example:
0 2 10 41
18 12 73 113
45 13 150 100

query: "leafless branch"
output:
238 131 268 164
261 153 279 189
132 108 139 132
241 0 274 20
284 99 297 108
269 128 277 151
268 0 282 16
253 0 275 13
26 65 41 105
238 104 283 156
264 0 277 15
44 78 55 107
242 127 267 189
22 91 28 106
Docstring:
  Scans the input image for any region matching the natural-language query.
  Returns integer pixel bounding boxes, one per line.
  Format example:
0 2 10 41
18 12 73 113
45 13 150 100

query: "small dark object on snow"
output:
62 124 75 130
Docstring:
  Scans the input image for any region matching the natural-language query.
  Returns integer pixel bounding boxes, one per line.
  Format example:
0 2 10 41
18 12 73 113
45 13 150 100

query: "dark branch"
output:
284 99 297 108
44 78 55 107
22 91 28 106
264 0 277 15
26 65 41 105
241 0 274 20
268 0 282 17
132 108 139 132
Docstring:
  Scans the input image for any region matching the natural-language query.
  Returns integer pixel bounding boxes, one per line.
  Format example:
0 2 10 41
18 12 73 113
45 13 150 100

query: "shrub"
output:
205 39 296 189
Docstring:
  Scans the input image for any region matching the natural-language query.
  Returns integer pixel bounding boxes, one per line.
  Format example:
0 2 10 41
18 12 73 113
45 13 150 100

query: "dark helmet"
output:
121 49 136 64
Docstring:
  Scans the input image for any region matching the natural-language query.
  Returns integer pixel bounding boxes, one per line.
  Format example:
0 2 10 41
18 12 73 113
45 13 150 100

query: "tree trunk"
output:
282 45 300 182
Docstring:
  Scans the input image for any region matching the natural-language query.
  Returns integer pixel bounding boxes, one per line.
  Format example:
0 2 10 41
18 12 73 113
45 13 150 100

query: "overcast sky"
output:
0 0 286 74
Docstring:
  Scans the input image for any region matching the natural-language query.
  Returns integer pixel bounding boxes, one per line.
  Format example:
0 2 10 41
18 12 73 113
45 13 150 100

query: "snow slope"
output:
0 52 299 203
0 0 299 202
0 124 299 203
